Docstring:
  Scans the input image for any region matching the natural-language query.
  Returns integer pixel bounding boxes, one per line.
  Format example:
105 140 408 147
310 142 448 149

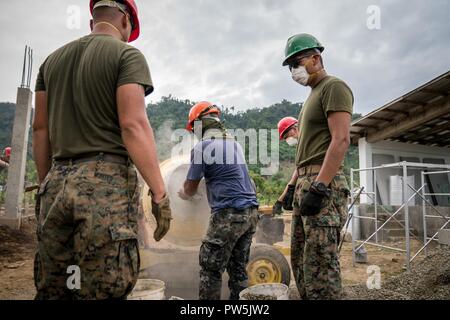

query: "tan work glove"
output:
149 191 172 242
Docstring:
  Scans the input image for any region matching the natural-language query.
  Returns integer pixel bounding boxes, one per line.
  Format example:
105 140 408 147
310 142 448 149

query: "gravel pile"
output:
344 246 450 300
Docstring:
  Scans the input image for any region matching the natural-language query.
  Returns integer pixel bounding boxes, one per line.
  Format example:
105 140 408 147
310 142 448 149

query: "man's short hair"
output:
92 1 126 21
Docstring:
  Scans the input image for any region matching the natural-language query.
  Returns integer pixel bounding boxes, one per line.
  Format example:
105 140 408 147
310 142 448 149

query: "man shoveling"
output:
179 101 259 300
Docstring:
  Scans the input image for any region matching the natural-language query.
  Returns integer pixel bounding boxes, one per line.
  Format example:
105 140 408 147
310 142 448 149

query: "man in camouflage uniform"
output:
32 0 171 299
179 102 259 300
282 34 353 300
34 161 142 299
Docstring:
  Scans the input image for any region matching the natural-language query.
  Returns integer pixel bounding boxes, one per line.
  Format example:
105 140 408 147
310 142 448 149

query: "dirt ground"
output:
340 239 426 286
0 216 37 300
0 215 448 300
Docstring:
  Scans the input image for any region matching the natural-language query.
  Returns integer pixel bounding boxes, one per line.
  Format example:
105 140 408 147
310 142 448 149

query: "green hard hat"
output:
282 33 324 66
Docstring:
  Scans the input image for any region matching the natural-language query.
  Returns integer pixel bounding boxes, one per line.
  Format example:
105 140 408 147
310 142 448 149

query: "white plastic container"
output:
239 283 289 300
128 279 166 300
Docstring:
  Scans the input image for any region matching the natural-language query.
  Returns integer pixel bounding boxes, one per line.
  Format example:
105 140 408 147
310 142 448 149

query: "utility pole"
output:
0 46 33 229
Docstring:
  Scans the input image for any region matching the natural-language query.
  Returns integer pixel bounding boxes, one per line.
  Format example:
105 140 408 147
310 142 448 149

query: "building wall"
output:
357 138 450 206
352 139 450 241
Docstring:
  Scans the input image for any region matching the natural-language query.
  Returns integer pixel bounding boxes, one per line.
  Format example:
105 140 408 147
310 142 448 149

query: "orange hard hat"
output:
186 101 221 132
277 117 298 140
4 147 11 157
90 0 140 42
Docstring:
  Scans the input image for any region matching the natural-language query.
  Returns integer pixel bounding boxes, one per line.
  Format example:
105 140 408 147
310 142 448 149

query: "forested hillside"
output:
0 98 360 205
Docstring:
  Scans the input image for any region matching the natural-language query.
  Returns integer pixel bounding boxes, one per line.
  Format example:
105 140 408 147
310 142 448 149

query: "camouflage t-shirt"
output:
35 34 153 159
295 75 354 167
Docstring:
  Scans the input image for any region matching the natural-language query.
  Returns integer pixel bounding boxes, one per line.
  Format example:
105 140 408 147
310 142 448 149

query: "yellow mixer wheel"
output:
246 244 291 286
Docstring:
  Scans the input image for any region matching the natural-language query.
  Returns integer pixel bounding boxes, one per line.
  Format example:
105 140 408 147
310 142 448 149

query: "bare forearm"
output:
32 129 51 183
289 168 298 185
183 180 198 197
122 123 166 201
316 138 349 185
278 168 298 201
277 185 289 202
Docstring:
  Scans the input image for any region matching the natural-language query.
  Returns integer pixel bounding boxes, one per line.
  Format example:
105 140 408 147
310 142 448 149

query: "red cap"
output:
4 147 11 157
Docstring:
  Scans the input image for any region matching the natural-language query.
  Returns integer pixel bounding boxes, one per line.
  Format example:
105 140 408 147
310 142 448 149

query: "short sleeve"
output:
35 63 46 92
322 80 354 116
186 144 205 181
117 47 154 96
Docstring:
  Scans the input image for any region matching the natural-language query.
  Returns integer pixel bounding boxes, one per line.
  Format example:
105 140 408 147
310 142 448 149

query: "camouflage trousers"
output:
34 159 140 300
291 173 349 300
199 208 259 300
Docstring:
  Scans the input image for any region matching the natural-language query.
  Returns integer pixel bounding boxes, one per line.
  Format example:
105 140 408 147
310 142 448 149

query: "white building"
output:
349 71 450 269
351 71 450 207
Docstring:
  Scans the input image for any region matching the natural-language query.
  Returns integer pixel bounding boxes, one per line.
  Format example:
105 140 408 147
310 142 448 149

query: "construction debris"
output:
354 246 368 264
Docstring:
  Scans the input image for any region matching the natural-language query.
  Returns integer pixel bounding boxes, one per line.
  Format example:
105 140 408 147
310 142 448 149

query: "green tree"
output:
0 98 362 207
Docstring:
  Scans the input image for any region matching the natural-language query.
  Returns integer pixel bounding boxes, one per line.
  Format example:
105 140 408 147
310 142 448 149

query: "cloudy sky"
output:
1 0 449 116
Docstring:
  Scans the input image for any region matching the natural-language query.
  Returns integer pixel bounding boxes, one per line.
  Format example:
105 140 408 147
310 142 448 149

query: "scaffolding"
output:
350 161 450 271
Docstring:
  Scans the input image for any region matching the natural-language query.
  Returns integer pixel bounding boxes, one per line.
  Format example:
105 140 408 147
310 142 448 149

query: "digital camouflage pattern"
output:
34 160 140 300
291 173 349 300
199 208 259 300
290 207 307 299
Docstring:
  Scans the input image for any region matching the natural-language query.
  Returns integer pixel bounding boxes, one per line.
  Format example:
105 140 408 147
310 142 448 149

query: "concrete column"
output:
1 88 33 229
358 137 373 204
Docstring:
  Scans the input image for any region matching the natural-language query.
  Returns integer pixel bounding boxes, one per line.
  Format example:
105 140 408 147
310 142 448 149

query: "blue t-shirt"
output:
186 137 259 213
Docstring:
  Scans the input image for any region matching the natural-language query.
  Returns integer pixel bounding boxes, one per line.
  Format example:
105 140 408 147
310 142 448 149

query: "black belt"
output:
54 153 130 166
297 165 344 178
216 206 258 215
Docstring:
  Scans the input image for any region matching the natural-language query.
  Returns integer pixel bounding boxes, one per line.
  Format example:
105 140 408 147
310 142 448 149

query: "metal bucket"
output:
239 283 289 300
128 279 166 300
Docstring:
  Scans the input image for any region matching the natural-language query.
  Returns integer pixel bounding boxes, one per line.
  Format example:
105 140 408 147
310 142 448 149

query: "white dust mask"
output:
286 137 298 146
291 65 310 86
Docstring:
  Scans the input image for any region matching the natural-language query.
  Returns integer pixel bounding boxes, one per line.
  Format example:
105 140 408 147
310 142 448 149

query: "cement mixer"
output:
138 155 291 299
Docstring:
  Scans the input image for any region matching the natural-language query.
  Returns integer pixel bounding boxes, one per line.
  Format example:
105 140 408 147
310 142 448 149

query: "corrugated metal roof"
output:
351 71 450 148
